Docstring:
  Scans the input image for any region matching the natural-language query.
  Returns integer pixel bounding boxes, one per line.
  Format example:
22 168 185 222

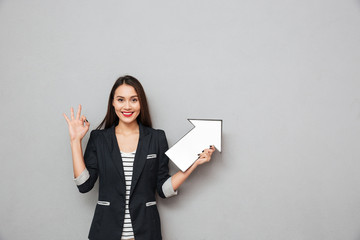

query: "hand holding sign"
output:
165 119 222 172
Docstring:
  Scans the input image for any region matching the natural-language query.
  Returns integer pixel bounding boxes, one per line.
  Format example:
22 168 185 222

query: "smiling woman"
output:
113 85 141 124
97 76 152 130
63 75 216 240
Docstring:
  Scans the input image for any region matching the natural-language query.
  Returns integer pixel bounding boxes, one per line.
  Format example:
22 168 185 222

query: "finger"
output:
201 148 210 153
85 118 90 127
63 113 70 124
209 145 216 153
83 117 90 130
203 148 214 155
81 115 89 124
70 107 74 120
199 152 209 159
76 104 81 120
81 115 90 125
198 153 210 163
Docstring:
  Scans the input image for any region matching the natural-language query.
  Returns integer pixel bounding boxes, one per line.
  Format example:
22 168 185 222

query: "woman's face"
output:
112 84 141 125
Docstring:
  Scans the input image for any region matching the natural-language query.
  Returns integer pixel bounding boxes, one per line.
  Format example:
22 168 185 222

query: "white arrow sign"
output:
165 119 222 172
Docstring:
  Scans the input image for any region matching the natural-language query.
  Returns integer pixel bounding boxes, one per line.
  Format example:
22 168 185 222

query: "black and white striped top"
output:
121 151 136 240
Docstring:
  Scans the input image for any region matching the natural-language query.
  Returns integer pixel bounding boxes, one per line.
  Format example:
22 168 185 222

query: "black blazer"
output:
77 122 172 240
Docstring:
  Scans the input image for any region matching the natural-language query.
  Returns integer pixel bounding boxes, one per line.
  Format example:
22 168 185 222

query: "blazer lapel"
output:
108 124 125 183
130 122 151 198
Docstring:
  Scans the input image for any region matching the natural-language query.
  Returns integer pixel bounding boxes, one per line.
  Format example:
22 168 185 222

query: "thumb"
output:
85 118 90 127
84 120 90 133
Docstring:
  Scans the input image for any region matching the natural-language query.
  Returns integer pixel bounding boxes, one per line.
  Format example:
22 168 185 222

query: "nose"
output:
124 100 131 109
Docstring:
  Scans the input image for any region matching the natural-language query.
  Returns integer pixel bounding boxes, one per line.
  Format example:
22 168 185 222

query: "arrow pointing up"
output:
165 119 222 172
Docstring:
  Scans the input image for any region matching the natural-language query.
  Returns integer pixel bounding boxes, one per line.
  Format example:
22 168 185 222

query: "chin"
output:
119 115 140 124
120 118 135 124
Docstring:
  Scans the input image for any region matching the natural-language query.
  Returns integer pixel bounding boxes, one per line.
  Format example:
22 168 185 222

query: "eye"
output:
118 98 124 102
131 98 138 102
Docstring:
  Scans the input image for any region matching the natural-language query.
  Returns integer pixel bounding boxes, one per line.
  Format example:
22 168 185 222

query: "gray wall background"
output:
1 0 360 239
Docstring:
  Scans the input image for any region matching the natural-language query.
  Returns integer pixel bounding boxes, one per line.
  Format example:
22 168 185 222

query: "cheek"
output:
135 103 141 112
113 101 119 108
115 101 125 108
113 104 120 110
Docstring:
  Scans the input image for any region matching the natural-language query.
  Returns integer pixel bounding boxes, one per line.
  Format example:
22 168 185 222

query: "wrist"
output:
70 138 81 145
191 160 200 169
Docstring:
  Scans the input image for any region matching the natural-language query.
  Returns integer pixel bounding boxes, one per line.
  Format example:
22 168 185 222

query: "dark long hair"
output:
96 75 152 130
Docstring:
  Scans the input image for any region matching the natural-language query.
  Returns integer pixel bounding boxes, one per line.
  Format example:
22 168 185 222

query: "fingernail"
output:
85 119 88 122
202 150 204 152
198 154 200 156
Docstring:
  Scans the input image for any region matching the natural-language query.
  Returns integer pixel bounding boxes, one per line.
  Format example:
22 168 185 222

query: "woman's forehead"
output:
114 84 137 97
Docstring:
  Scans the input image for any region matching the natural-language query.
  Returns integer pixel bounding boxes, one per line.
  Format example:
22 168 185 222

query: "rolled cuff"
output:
162 177 178 198
74 168 90 186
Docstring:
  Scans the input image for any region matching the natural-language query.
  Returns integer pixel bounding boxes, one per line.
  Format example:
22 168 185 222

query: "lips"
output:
121 111 134 117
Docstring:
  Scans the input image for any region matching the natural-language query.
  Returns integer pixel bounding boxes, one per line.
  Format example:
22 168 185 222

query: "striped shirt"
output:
121 151 136 240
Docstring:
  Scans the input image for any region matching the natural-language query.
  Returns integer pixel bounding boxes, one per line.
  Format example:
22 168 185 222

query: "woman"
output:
63 75 215 240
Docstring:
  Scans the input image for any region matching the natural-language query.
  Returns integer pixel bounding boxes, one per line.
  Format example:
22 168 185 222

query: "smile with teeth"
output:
122 111 134 117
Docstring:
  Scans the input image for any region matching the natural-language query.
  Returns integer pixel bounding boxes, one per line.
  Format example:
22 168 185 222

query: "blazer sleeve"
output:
77 130 99 193
156 130 172 198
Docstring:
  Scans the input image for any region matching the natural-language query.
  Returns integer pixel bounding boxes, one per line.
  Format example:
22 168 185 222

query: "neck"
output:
115 120 139 135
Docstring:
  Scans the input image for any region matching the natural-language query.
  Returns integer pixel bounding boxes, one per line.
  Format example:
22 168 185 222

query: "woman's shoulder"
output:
143 125 166 136
90 128 106 134
88 126 111 138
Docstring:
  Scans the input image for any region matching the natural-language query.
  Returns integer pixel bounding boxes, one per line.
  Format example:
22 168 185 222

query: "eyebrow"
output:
115 95 138 98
